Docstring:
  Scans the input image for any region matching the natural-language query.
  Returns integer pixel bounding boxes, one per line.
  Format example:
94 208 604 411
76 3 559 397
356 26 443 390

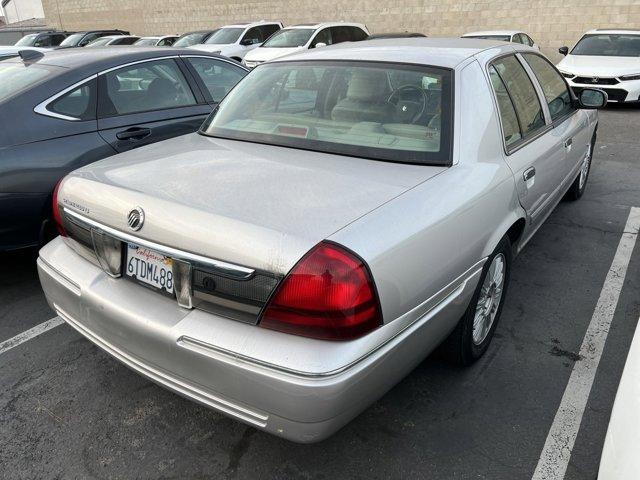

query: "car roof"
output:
463 30 521 36
586 29 640 35
223 21 281 28
271 37 515 68
3 47 219 70
286 22 366 29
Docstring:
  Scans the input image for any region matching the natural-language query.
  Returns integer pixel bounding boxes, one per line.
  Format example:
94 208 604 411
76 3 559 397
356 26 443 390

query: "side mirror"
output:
578 88 607 109
558 46 569 56
313 42 327 49
241 38 260 46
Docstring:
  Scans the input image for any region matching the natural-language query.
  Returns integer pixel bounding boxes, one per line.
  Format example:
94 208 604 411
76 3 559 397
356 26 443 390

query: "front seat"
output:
331 70 394 123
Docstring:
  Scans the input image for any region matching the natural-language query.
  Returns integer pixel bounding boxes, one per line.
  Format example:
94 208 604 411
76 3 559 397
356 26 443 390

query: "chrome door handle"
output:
564 138 573 148
523 167 536 181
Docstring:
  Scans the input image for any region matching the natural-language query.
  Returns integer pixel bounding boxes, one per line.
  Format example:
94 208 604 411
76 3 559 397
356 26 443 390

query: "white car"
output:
462 30 538 49
133 35 179 47
242 22 369 68
599 324 640 479
188 21 283 61
557 29 640 103
86 35 140 47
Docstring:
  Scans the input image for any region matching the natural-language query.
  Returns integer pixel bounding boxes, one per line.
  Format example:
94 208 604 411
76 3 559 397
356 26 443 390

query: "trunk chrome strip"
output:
63 207 255 279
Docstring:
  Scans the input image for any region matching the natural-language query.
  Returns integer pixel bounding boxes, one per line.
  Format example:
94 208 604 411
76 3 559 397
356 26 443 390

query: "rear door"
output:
96 57 212 153
488 54 565 230
521 52 589 187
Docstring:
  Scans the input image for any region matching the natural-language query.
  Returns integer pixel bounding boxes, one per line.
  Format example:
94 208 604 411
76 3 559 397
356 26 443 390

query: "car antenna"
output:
18 50 45 62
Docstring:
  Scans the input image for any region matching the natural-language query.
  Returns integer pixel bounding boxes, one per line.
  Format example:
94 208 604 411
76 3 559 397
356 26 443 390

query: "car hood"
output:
244 47 303 62
558 54 640 77
60 133 446 274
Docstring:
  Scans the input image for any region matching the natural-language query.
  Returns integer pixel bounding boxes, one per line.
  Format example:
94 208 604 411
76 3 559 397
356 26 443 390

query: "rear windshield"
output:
135 38 158 46
571 34 640 57
205 28 244 45
466 35 511 42
86 37 111 47
201 61 453 165
262 29 315 48
173 32 209 47
0 62 52 102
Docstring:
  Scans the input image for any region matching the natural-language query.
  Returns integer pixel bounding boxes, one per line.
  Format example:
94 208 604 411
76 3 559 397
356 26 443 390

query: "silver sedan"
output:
38 38 606 443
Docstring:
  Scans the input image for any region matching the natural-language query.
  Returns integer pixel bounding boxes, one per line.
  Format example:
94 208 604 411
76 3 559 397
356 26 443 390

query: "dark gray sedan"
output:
0 47 247 251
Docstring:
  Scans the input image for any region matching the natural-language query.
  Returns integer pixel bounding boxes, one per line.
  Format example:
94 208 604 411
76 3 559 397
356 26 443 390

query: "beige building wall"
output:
42 0 640 61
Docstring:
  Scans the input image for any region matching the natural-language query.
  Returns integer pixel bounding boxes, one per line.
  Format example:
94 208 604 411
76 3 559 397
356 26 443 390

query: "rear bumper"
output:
0 192 49 251
38 237 480 443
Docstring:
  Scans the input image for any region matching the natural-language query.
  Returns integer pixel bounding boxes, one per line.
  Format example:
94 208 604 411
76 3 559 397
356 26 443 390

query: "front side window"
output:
0 63 52 102
201 61 453 165
186 57 246 102
311 28 332 47
241 27 263 45
571 34 640 57
205 28 244 45
262 28 314 48
99 59 196 116
491 55 545 139
522 53 573 121
48 79 97 120
260 24 281 40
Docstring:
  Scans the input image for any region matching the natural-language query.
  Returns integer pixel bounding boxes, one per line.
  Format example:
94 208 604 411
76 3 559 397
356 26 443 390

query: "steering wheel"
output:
386 85 428 124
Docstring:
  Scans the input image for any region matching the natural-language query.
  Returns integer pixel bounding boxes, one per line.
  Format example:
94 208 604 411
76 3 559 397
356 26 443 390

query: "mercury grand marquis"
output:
38 38 606 443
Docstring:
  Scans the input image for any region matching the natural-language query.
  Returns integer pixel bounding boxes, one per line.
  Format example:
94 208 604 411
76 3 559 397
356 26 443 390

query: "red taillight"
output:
52 178 66 237
260 242 382 340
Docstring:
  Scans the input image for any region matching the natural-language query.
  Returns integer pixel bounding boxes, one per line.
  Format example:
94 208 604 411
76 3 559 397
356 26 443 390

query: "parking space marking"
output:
0 316 64 356
532 207 640 480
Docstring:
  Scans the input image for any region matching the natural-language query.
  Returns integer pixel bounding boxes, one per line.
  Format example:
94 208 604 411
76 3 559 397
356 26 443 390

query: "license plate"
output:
125 243 174 294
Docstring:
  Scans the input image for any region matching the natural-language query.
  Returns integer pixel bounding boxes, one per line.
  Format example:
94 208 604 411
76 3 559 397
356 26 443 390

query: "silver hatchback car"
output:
38 38 606 443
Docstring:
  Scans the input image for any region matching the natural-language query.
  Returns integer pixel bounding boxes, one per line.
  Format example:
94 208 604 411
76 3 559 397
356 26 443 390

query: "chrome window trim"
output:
33 74 97 121
63 207 255 279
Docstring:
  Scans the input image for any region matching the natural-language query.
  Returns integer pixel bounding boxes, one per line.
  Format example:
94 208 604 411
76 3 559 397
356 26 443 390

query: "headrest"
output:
346 69 388 102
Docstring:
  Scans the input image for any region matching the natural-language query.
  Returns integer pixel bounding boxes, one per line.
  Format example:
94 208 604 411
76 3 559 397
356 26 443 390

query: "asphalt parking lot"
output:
1 106 639 479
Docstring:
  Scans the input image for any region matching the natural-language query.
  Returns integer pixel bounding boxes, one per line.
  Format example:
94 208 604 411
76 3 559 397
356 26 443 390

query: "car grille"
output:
574 76 619 85
572 87 628 102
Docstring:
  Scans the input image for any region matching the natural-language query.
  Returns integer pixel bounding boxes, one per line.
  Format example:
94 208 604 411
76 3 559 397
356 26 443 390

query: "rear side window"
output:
99 59 197 116
488 65 522 147
0 63 51 102
350 27 368 42
48 79 97 120
522 53 574 121
491 55 545 140
185 57 246 102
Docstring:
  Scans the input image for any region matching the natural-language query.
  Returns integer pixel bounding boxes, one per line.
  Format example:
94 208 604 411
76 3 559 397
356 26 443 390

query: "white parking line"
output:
0 316 64 356
532 207 640 480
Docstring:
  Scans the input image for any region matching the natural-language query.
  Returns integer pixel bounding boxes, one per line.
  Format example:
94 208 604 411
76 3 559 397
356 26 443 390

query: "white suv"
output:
188 21 283 61
557 29 640 103
243 22 370 68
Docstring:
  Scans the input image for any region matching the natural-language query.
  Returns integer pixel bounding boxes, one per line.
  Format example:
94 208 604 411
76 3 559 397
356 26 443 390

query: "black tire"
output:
566 132 596 201
442 236 512 366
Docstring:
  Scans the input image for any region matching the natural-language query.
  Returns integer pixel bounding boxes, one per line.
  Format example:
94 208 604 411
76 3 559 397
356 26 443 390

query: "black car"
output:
57 30 130 48
0 47 248 251
14 31 72 48
173 30 219 48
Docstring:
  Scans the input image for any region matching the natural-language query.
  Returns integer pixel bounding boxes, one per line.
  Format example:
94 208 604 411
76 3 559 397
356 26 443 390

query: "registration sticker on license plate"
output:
125 243 174 294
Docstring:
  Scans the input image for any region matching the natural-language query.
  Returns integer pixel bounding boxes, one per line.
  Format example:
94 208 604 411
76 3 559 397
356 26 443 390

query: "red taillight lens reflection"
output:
260 242 382 340
52 178 67 237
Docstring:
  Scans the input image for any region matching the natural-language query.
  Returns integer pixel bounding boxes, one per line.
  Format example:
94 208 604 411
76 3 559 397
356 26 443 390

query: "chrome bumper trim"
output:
63 207 255 279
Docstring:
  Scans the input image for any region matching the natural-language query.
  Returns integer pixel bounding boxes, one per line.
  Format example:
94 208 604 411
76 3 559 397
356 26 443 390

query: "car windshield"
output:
466 34 511 42
59 33 85 46
86 37 112 47
173 32 208 47
201 61 453 165
14 34 38 46
134 38 158 46
571 34 640 57
205 28 244 44
262 29 314 48
0 62 52 102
